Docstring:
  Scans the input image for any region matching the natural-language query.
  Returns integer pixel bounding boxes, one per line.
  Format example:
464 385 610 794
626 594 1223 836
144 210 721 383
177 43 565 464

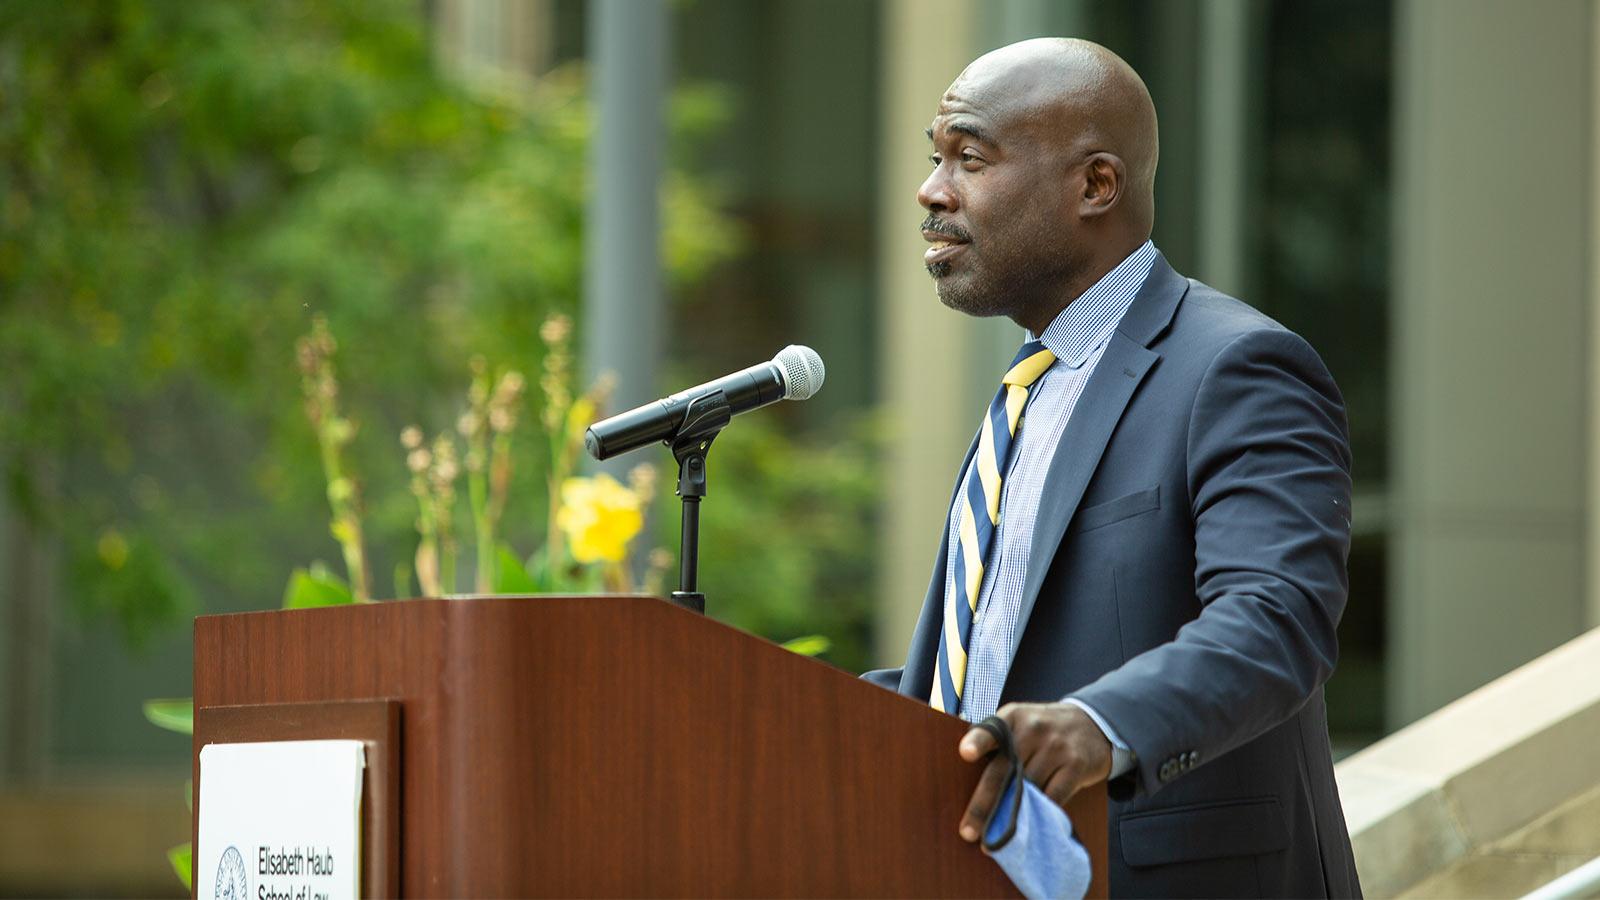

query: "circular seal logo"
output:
214 846 249 900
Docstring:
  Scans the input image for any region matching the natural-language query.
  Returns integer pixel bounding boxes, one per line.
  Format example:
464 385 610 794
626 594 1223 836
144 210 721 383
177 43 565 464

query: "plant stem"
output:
319 438 370 601
470 468 491 592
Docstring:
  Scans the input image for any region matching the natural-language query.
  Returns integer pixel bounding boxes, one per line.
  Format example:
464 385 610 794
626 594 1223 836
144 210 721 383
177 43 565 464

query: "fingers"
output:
957 702 1114 841
959 755 1012 842
1023 749 1061 787
1042 766 1082 807
999 703 1055 782
1006 703 1113 807
958 722 997 762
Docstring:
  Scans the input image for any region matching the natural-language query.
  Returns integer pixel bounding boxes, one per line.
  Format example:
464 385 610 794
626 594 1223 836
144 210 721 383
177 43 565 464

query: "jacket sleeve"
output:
1069 327 1352 798
860 667 906 691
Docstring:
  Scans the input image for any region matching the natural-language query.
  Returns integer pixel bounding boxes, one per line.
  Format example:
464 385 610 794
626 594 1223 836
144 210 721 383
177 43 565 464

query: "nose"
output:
917 163 956 213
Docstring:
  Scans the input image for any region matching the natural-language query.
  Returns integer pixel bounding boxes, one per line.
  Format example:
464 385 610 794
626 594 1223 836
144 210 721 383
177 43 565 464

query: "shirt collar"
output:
1030 240 1158 369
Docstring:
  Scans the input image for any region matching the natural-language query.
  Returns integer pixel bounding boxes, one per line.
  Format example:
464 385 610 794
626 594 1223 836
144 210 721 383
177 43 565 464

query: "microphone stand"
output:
667 391 731 614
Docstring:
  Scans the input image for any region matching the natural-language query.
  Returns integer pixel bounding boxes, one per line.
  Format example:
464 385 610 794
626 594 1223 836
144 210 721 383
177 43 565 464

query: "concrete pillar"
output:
971 2 1093 379
1390 0 1592 726
875 0 979 665
1195 0 1261 299
1589 0 1600 632
433 0 553 81
583 0 669 478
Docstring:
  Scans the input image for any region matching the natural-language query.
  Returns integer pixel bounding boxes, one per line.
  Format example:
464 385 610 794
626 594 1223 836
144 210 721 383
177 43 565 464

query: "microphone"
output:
585 345 825 460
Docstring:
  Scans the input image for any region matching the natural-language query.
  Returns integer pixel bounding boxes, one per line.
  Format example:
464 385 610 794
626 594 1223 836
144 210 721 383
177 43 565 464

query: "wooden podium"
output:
192 595 1107 897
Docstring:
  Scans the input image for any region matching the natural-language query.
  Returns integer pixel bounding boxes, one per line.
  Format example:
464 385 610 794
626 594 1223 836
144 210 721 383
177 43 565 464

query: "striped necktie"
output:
930 340 1057 715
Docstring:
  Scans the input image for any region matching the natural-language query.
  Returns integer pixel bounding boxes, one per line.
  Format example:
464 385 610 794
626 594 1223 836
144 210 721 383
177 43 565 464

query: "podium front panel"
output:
195 596 1105 897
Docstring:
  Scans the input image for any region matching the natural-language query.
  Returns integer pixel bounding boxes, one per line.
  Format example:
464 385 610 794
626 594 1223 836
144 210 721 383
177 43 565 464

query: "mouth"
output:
922 229 970 268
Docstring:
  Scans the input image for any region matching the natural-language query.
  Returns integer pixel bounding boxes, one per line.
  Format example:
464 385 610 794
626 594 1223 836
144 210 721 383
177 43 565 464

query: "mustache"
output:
921 216 972 243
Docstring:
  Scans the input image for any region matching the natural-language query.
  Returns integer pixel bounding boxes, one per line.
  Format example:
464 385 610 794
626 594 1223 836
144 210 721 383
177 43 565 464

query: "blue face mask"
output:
974 716 1093 900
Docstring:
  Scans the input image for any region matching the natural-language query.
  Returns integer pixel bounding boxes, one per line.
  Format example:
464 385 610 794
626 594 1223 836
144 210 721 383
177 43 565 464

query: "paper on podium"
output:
197 739 365 900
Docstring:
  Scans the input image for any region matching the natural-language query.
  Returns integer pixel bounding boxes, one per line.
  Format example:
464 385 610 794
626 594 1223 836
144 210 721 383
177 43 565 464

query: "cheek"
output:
986 175 1065 230
1014 191 1076 250
984 193 1062 255
1026 181 1075 225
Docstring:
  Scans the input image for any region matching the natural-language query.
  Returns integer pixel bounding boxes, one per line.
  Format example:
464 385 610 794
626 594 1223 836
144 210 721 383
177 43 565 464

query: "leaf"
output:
414 542 440 597
168 842 193 890
780 635 831 657
143 698 194 735
282 565 354 609
393 561 413 599
524 550 557 591
493 544 540 594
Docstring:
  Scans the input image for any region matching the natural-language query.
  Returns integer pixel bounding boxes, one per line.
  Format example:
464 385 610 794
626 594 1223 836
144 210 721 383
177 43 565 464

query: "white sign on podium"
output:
197 740 365 900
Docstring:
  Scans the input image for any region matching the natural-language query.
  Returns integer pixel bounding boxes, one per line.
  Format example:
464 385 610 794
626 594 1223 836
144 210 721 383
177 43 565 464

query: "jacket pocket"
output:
1119 796 1287 867
1076 486 1161 533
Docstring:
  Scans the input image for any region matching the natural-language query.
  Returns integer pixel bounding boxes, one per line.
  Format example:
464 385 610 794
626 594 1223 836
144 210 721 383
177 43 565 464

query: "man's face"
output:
918 85 1085 321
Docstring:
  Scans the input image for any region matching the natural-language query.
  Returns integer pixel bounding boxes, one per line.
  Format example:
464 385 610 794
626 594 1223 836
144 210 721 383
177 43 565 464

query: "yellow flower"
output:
557 474 644 564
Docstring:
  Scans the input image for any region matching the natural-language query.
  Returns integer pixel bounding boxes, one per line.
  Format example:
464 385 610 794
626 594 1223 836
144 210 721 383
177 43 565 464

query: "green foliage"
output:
0 0 739 645
282 563 356 609
686 413 882 674
142 698 194 736
45 3 880 889
493 544 541 594
168 843 193 891
69 528 196 652
779 635 832 657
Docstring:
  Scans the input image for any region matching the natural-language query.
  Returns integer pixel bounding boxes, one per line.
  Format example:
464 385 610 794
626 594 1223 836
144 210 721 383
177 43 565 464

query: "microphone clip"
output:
667 390 731 615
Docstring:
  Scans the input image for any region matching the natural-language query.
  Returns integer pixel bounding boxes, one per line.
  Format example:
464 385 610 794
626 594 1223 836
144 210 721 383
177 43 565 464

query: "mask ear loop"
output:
975 715 1024 852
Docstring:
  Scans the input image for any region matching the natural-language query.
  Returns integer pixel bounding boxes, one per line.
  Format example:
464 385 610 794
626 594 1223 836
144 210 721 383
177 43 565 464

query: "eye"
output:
929 154 942 168
960 150 983 167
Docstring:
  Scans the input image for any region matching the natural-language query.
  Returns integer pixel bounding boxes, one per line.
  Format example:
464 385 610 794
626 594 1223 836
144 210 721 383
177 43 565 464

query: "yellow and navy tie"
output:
930 340 1057 714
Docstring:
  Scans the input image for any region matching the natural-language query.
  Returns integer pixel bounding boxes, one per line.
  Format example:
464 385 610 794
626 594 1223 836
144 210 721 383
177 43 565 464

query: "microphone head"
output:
774 345 825 400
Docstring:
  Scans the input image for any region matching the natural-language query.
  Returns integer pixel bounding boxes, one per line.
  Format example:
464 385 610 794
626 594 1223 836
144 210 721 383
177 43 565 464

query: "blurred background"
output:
2 0 1597 895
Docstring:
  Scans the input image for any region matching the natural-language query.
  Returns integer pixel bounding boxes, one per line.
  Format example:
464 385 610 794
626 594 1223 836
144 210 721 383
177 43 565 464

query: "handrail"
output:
1521 855 1600 900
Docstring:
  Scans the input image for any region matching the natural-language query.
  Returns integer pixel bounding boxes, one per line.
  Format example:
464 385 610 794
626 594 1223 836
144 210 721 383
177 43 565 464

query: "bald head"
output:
918 38 1160 332
952 38 1158 234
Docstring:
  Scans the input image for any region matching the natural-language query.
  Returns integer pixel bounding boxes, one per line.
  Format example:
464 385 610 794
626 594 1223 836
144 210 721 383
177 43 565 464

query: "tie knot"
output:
1002 341 1056 387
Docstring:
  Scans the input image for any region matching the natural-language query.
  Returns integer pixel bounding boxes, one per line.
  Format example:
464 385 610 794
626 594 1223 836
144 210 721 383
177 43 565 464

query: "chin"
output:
933 276 1012 319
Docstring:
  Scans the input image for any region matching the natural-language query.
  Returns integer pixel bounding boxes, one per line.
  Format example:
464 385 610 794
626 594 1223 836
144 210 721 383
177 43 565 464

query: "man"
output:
864 38 1361 897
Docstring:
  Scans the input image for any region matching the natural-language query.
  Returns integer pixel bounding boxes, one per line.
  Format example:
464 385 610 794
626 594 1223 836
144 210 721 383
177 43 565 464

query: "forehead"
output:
927 109 997 145
928 74 1053 145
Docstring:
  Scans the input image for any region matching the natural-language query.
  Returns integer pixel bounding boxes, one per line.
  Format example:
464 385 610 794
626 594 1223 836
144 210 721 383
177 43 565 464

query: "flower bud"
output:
325 417 355 446
406 448 431 474
539 314 572 346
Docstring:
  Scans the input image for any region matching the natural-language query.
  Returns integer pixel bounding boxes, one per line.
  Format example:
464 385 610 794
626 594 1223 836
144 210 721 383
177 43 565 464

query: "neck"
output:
1010 234 1148 334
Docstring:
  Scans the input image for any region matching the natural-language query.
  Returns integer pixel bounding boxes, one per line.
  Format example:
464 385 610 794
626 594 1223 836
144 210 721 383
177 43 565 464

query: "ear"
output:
1078 152 1126 219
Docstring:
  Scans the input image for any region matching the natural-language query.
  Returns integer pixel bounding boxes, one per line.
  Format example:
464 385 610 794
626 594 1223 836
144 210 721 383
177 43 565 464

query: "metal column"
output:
583 0 670 478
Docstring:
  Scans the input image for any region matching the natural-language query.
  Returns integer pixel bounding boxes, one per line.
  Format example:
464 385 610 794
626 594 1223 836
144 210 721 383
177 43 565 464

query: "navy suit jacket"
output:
867 256 1362 898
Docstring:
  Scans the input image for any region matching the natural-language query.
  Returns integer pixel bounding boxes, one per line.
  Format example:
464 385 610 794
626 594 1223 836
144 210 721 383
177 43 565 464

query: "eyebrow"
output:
926 121 997 145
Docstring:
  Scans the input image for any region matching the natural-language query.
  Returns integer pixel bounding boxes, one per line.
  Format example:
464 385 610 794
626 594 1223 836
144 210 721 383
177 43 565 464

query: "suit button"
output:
1188 751 1200 767
1158 760 1177 782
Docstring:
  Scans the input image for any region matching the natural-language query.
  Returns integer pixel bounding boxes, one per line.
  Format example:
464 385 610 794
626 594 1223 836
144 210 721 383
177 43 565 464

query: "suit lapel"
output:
1005 256 1189 669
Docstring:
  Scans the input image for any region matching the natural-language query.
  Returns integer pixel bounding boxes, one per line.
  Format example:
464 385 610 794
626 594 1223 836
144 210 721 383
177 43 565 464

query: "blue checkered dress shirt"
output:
945 240 1157 774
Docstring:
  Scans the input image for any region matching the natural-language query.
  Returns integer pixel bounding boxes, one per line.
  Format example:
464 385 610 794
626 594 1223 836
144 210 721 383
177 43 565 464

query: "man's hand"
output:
957 702 1113 842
